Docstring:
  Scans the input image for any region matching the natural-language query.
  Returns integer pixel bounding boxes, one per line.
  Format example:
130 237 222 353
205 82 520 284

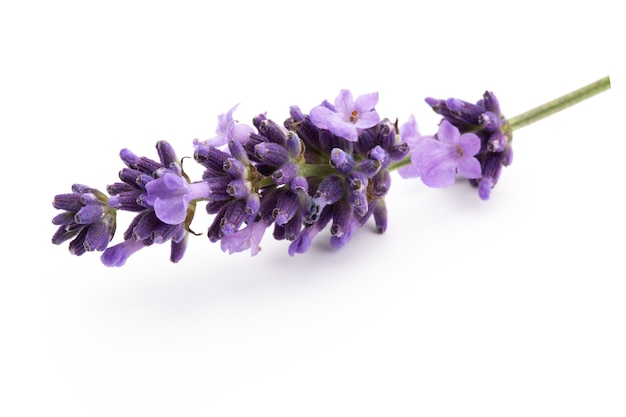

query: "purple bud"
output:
371 169 391 197
373 199 388 233
349 192 368 217
503 145 513 166
445 98 483 124
285 131 302 157
119 148 140 166
356 158 381 177
478 177 493 200
223 157 246 178
254 142 290 166
481 91 501 114
272 161 299 186
288 209 333 256
245 193 260 216
290 176 309 194
330 148 355 173
206 176 231 201
226 179 250 199
330 200 352 237
272 192 299 226
74 204 104 224
101 239 147 267
259 119 289 145
170 234 188 263
194 144 230 172
487 132 508 152
83 220 113 251
347 172 367 194
219 200 247 235
313 175 344 204
368 145 386 162
479 111 502 132
108 192 145 211
388 142 409 161
227 139 250 164
306 176 344 224
53 193 83 211
156 140 178 167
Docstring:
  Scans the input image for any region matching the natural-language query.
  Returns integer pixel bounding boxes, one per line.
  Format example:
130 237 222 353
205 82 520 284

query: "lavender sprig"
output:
51 76 611 266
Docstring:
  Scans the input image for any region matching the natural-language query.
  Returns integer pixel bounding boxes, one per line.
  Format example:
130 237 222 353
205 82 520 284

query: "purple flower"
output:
397 115 425 179
196 104 255 148
145 171 210 225
220 220 268 256
411 120 481 188
426 91 513 199
309 90 380 141
145 172 191 225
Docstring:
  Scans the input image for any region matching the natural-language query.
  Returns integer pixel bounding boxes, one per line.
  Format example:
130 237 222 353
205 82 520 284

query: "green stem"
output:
387 76 611 173
257 163 336 189
508 76 611 131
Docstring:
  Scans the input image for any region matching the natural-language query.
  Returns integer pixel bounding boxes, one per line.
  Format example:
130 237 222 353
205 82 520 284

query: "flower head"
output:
426 91 513 199
52 184 116 255
410 120 481 188
102 141 198 265
309 90 380 141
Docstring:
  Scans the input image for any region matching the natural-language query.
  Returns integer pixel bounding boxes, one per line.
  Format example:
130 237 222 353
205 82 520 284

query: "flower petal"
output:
220 221 267 256
456 155 482 179
309 105 335 130
325 112 359 141
354 92 378 112
400 115 421 146
438 120 460 145
154 196 188 225
397 164 420 179
411 139 458 188
459 132 481 156
355 110 380 129
333 89 354 117
421 159 457 188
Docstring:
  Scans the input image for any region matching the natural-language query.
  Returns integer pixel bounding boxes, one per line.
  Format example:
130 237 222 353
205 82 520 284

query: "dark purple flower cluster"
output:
192 93 409 257
52 184 116 255
425 91 513 200
98 140 198 266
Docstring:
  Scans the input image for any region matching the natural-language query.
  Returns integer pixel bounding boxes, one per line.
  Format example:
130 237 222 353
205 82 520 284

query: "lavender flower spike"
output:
309 90 380 141
411 120 482 188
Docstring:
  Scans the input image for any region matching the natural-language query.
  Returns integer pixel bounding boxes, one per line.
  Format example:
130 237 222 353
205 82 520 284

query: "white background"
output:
1 1 623 416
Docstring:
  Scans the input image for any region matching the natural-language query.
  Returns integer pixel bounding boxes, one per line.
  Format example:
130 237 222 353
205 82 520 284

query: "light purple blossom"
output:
197 104 254 148
220 220 267 256
309 90 380 141
411 120 482 188
397 115 424 179
145 171 210 225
